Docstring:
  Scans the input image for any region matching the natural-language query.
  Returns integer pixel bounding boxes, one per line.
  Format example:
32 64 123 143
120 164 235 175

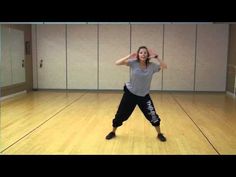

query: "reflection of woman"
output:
106 46 167 142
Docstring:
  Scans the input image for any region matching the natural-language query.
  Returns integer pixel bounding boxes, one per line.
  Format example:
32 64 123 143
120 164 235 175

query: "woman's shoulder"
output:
128 58 138 65
149 61 159 66
129 58 137 62
149 61 161 72
149 61 160 69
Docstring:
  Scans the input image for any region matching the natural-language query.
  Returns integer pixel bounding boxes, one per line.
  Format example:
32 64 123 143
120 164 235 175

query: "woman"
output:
105 46 167 142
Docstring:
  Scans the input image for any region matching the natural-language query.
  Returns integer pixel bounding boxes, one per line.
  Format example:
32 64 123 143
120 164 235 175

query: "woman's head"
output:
136 46 150 65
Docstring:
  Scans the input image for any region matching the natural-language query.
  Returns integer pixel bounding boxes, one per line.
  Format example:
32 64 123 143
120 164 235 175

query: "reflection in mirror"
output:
1 25 11 87
11 28 25 84
0 25 25 87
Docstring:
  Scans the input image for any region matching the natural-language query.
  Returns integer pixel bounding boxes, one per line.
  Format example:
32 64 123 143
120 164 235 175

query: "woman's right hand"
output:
129 53 137 59
116 53 137 65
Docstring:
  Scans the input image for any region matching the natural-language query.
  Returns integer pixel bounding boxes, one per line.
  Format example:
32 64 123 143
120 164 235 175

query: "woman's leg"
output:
106 87 137 140
138 95 166 142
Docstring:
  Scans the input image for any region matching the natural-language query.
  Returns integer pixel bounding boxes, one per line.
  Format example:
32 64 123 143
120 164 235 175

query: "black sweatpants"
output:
112 85 161 128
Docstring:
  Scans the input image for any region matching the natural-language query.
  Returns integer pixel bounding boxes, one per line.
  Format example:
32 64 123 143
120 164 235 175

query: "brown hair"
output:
136 46 150 65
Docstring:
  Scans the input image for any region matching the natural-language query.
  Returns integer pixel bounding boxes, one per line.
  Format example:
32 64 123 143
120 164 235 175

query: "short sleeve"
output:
153 62 161 73
127 58 137 67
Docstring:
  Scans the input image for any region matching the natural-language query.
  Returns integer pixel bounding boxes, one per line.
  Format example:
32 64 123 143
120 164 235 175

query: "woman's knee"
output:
150 117 161 126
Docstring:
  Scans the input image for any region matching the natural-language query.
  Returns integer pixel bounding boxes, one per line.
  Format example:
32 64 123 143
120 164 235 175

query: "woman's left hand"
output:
148 48 158 58
160 62 167 69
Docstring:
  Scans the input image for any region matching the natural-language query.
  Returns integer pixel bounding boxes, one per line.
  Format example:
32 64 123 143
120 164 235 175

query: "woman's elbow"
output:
115 61 121 65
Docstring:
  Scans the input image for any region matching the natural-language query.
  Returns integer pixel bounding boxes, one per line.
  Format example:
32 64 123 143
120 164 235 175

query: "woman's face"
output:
138 48 149 62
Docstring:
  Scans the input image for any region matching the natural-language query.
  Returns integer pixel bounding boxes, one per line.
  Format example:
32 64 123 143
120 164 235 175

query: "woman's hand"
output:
115 53 137 65
160 62 167 69
148 48 158 59
129 52 137 59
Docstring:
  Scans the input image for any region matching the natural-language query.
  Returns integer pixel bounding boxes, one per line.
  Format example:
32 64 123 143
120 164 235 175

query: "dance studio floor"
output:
1 91 235 154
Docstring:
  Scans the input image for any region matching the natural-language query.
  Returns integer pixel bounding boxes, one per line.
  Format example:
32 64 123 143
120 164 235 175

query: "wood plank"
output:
1 92 221 154
172 92 236 154
0 91 85 151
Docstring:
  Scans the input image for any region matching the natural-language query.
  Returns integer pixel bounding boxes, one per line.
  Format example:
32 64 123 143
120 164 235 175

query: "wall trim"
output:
226 91 236 98
0 90 27 101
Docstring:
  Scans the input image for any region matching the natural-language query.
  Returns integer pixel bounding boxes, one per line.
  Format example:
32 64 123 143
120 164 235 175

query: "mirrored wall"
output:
0 24 26 88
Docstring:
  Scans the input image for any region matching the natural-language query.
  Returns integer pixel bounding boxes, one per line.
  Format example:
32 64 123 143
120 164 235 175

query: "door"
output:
11 28 25 84
37 24 66 89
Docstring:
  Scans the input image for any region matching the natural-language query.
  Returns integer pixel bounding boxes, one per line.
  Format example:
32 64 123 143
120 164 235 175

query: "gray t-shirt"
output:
125 59 161 97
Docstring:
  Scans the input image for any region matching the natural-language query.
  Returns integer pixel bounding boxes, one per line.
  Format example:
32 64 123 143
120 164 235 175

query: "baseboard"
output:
0 90 27 101
226 91 236 98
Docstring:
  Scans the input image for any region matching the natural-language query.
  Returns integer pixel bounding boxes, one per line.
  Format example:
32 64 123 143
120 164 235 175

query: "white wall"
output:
31 24 229 92
1 25 12 87
0 25 1 87
32 24 37 89
163 24 196 91
99 24 130 89
0 26 26 87
67 24 98 89
36 25 66 89
11 28 25 84
195 24 229 91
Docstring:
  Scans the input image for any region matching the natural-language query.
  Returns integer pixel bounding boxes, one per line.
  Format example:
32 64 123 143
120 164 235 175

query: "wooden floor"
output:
0 91 235 154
